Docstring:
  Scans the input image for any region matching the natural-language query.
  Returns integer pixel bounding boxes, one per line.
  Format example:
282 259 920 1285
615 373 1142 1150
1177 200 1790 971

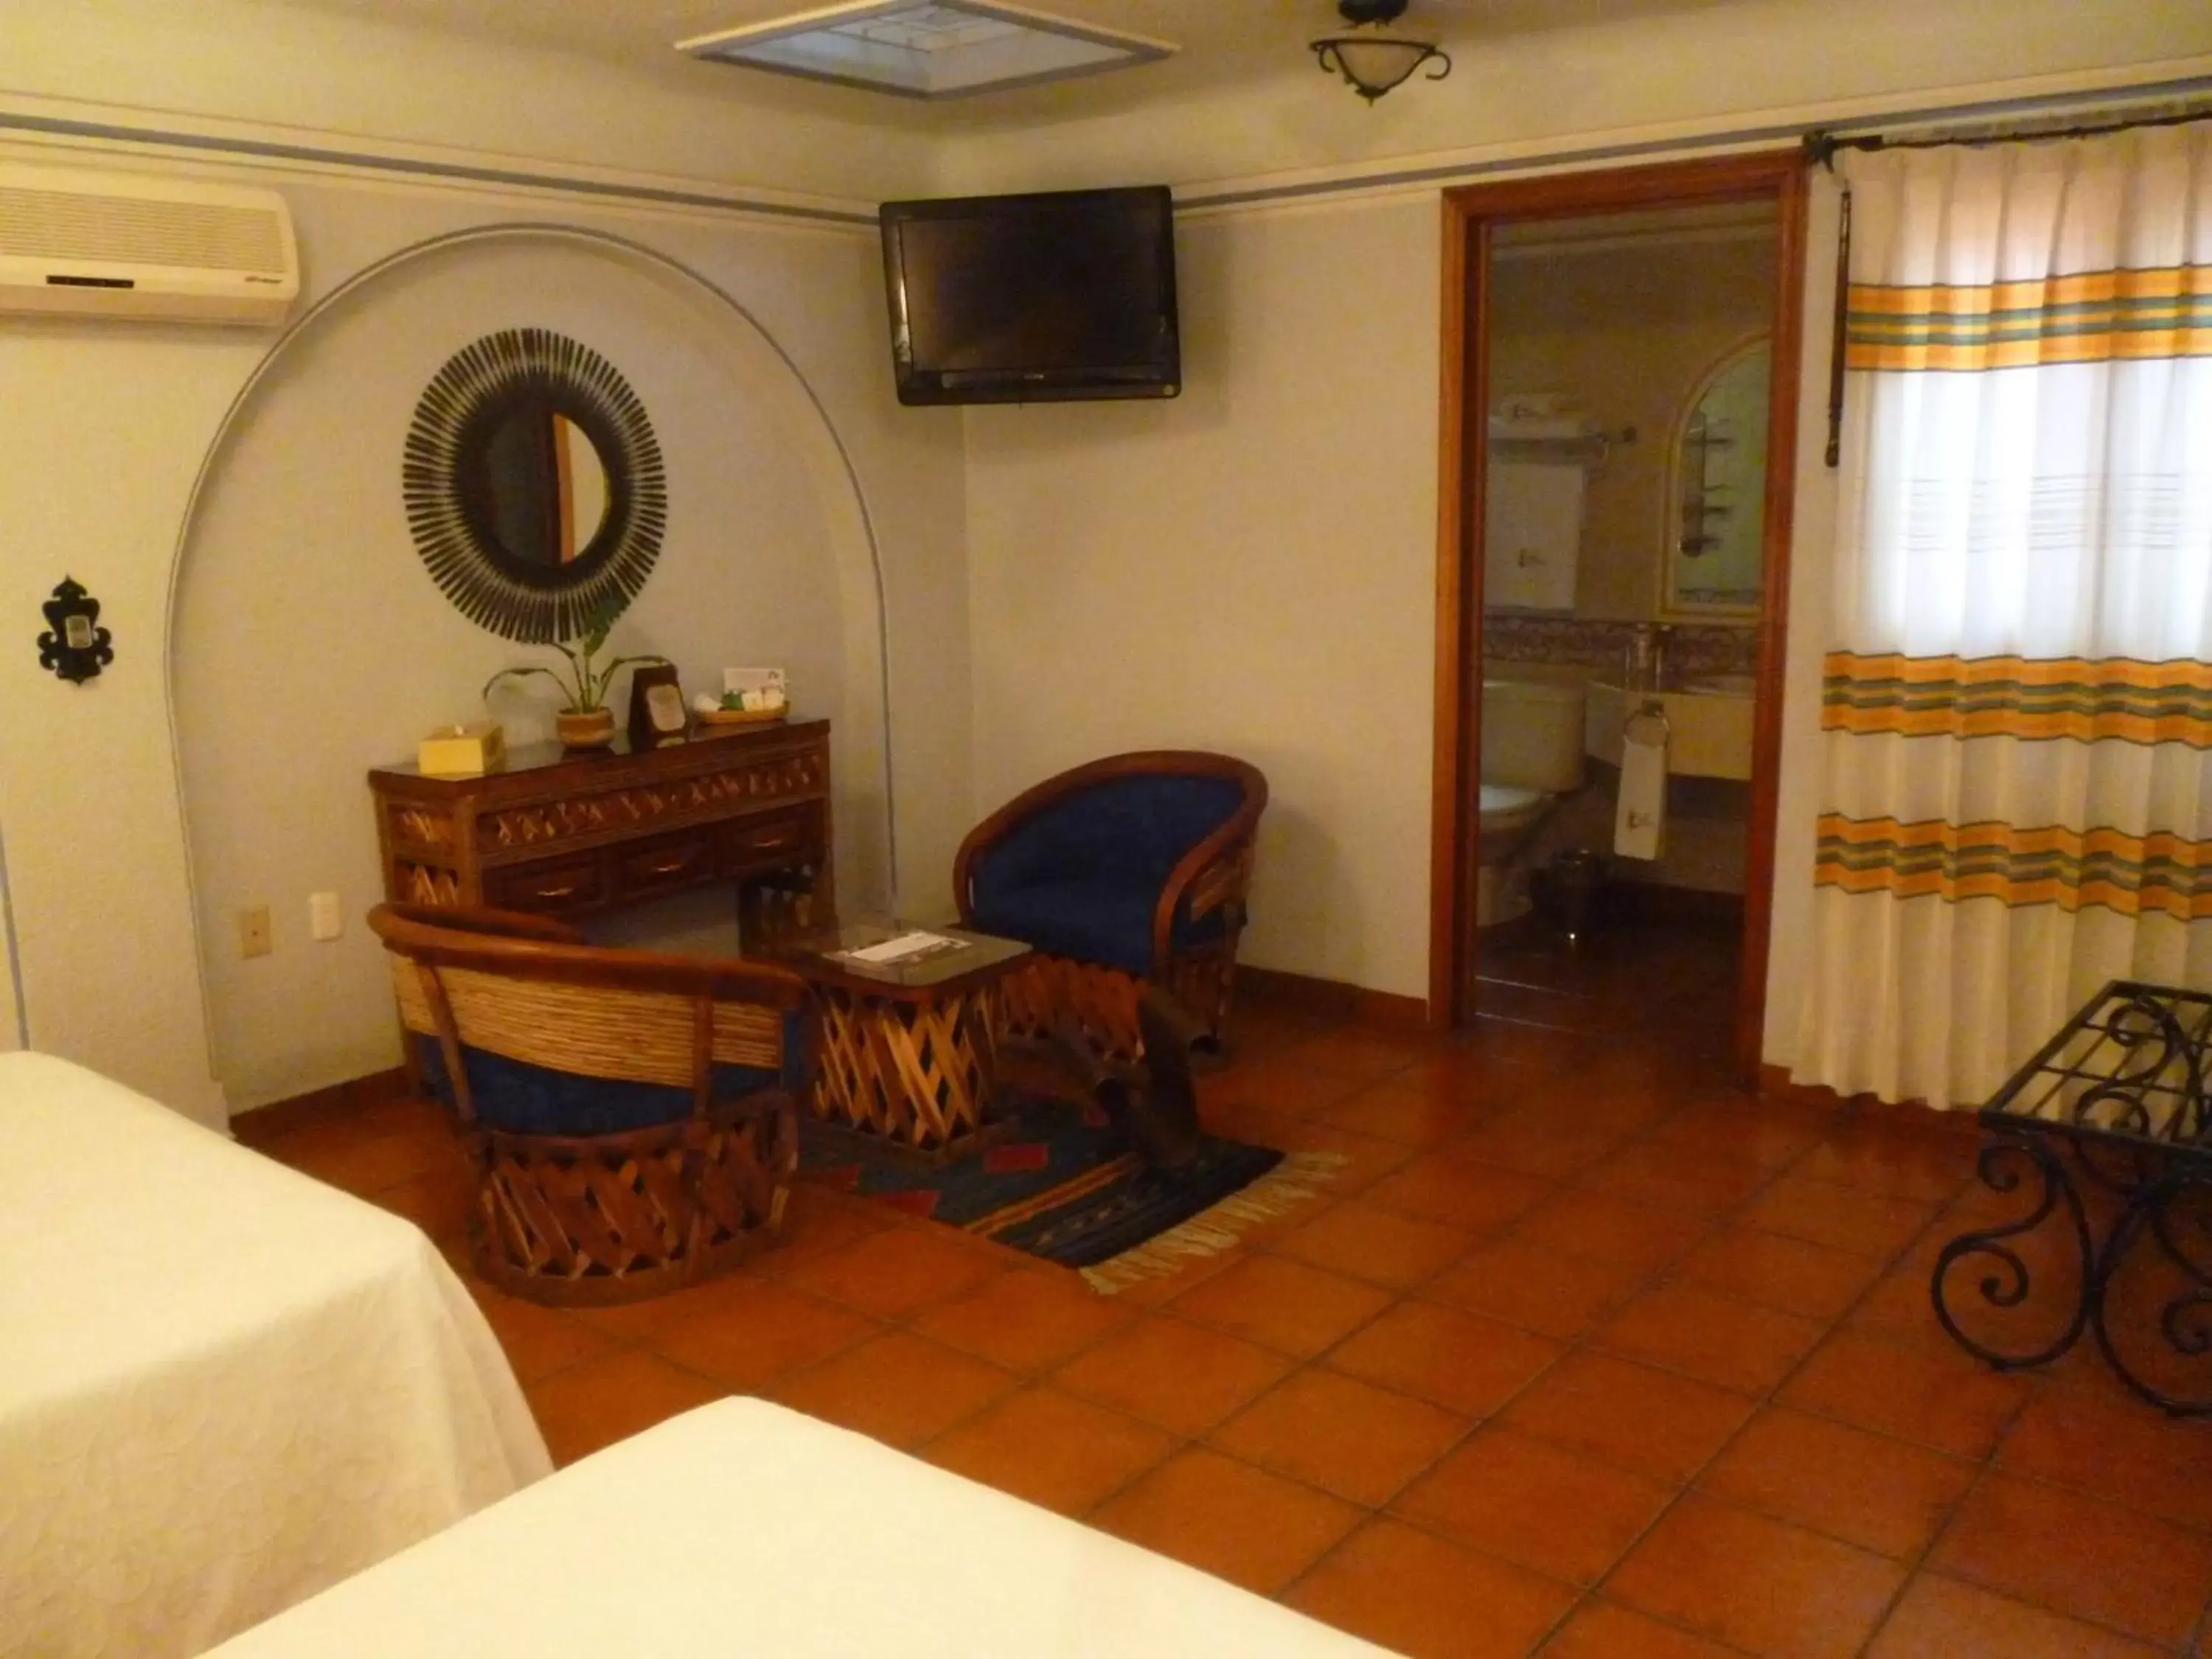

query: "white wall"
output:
172 224 891 1110
965 196 1441 998
951 6 2212 1062
2 0 2206 1119
1 0 939 209
0 142 969 1124
0 310 267 1124
936 0 2212 198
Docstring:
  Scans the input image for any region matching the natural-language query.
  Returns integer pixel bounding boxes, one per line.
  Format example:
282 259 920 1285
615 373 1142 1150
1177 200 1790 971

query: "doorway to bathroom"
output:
1427 150 1809 1082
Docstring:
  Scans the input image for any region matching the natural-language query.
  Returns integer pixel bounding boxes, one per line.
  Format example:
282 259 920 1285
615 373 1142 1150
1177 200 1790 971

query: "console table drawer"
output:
616 830 717 900
369 720 833 926
725 805 817 874
484 855 608 915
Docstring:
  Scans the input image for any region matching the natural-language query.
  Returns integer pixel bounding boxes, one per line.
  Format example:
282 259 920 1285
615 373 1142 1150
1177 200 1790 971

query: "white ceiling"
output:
267 0 1751 131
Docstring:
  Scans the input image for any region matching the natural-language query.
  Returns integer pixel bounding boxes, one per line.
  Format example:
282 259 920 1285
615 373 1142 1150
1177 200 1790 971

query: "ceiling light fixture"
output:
1310 0 1450 104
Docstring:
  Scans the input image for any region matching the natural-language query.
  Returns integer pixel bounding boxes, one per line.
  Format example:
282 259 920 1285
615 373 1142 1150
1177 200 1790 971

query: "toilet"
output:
1477 678 1589 927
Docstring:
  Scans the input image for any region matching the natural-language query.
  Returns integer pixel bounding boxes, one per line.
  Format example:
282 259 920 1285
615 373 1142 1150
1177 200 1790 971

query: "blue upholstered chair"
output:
954 751 1267 1060
368 902 811 1306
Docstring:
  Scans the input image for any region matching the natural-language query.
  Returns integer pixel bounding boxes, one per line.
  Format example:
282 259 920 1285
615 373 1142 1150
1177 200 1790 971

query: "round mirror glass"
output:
476 402 611 568
1661 336 1767 618
404 328 666 642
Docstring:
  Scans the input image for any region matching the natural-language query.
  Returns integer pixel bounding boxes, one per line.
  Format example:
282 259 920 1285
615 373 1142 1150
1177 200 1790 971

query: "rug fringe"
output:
1079 1150 1348 1295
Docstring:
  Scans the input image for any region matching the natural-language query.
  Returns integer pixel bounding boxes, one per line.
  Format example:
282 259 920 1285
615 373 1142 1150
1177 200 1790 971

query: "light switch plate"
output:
309 891 342 942
240 905 272 959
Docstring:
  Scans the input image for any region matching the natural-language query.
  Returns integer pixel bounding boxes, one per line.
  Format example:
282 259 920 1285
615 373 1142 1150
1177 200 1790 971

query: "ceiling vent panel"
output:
678 1 1175 99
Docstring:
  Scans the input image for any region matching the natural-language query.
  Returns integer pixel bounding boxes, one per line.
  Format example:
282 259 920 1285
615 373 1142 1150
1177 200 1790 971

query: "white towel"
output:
1483 460 1583 611
1614 717 1668 860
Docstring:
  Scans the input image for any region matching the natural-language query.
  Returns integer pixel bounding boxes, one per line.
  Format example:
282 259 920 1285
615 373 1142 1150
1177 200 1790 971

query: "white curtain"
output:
1795 120 2212 1109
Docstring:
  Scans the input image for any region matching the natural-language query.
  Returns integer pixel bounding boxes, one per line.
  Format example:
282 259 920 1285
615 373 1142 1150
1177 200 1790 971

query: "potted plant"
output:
482 601 668 750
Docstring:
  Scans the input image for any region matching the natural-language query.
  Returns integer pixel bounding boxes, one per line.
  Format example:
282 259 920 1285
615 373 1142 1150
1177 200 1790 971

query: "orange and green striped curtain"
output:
1815 653 2212 919
1815 813 2212 922
1845 264 2212 372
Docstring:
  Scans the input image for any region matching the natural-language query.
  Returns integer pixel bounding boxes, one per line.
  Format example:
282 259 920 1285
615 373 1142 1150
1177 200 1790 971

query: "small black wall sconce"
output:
38 577 114 684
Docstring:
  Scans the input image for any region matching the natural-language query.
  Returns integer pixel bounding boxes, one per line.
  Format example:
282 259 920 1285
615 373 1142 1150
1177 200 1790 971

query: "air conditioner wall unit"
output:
0 161 299 327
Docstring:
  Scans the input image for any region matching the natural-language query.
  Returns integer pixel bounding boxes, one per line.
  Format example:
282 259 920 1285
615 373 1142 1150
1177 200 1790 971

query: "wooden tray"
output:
693 706 787 731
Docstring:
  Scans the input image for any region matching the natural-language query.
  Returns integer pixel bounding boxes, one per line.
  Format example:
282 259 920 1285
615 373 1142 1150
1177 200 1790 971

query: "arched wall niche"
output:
171 226 892 1109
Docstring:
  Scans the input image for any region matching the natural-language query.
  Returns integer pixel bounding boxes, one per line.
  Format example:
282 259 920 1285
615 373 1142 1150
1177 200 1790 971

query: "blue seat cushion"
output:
974 774 1245 893
969 773 1244 975
972 872 1226 978
415 1019 797 1138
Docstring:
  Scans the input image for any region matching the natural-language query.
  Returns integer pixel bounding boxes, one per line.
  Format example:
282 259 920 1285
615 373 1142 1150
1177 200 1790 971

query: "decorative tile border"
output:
1484 614 1757 678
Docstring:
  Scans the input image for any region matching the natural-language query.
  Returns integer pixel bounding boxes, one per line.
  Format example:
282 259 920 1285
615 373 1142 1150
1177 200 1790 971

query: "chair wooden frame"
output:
368 902 814 1306
953 751 1268 1061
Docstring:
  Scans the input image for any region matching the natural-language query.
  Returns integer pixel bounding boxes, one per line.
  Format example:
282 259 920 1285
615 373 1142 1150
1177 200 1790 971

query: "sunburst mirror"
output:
403 328 667 642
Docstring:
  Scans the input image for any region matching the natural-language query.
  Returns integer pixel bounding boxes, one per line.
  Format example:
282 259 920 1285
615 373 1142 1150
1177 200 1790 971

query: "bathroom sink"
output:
1584 678 1755 781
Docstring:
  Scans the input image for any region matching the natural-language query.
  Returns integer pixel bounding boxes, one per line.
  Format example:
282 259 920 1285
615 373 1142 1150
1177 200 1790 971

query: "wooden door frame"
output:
1428 149 1809 1083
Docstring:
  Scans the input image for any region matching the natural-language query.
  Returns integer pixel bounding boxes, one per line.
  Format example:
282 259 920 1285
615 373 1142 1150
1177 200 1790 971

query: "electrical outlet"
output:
240 905 272 959
309 891 342 942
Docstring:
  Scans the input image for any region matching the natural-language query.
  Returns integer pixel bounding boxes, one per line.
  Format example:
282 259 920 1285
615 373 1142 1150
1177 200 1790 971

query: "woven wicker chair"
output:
368 902 812 1307
953 751 1267 1062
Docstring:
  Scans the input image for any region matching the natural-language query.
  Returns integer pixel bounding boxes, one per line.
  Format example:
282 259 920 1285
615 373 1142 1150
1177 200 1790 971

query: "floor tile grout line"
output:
1846 1457 2008 1659
271 1006 2211 1651
1259 1042 1836 1650
1242 1110 1840 1632
1667 1179 2158 1658
1551 1161 2008 1655
488 1076 1982 1503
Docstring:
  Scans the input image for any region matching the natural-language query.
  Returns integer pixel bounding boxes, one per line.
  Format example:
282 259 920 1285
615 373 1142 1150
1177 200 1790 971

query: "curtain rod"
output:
1805 104 2210 170
1809 97 2208 469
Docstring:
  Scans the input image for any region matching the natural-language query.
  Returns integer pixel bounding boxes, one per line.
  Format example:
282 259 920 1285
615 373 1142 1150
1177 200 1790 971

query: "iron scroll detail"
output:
1930 981 2212 1416
37 577 113 684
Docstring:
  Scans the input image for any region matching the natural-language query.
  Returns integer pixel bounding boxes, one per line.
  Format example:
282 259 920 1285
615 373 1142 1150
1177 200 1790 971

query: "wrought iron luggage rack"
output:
1931 979 2212 1416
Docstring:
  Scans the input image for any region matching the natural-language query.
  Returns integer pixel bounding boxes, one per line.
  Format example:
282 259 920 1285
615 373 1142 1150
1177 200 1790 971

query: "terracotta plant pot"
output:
555 707 616 749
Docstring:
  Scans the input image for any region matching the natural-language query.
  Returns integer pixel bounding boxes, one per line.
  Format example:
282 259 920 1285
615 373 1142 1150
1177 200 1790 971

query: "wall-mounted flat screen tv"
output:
879 185 1179 406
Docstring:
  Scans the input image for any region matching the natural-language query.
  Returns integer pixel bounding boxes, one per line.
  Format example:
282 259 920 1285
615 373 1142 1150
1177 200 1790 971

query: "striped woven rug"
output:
799 1093 1342 1293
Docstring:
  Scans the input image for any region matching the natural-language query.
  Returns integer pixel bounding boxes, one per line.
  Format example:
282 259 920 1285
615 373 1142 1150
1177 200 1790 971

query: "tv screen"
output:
879 185 1180 406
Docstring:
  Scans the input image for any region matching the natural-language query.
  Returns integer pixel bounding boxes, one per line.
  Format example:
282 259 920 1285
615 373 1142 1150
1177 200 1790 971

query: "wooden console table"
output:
368 720 832 925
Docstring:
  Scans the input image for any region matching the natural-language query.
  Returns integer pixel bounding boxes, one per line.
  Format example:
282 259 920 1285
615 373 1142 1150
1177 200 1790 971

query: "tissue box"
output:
417 720 506 777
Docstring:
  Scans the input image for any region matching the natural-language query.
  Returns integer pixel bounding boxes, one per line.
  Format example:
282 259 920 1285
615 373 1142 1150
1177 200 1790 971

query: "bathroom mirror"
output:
1660 335 1767 619
403 327 667 642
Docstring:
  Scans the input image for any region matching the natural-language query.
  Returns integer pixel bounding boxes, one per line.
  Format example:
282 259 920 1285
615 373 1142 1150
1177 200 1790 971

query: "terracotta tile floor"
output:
254 933 2212 1658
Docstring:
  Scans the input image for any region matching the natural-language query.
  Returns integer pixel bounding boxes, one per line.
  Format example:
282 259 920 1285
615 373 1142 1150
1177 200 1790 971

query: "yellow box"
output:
417 720 506 777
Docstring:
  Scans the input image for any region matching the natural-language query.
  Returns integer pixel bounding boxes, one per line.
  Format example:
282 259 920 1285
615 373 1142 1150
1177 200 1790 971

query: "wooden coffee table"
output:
757 919 1032 1164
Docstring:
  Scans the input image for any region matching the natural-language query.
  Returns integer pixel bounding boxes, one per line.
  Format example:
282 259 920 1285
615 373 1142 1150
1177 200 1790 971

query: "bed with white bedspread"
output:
0 1051 549 1658
206 1398 1395 1658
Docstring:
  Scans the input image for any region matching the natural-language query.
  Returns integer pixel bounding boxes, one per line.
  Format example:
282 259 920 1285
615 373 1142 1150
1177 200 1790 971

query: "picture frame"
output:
626 663 688 749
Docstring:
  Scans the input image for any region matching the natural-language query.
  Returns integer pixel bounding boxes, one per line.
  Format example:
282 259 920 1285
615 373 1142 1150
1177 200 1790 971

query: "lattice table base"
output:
809 981 1009 1163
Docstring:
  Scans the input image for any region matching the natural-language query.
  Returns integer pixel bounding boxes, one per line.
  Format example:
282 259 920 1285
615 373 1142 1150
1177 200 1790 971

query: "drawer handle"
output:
746 831 798 851
529 879 583 900
641 852 695 875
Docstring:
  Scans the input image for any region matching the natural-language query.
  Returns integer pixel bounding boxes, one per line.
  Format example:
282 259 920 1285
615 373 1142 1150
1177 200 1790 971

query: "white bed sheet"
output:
208 1399 1396 1657
0 1052 550 1658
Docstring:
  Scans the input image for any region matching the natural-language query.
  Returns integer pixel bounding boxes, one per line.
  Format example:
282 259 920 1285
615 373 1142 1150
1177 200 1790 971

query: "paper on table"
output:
841 931 967 966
